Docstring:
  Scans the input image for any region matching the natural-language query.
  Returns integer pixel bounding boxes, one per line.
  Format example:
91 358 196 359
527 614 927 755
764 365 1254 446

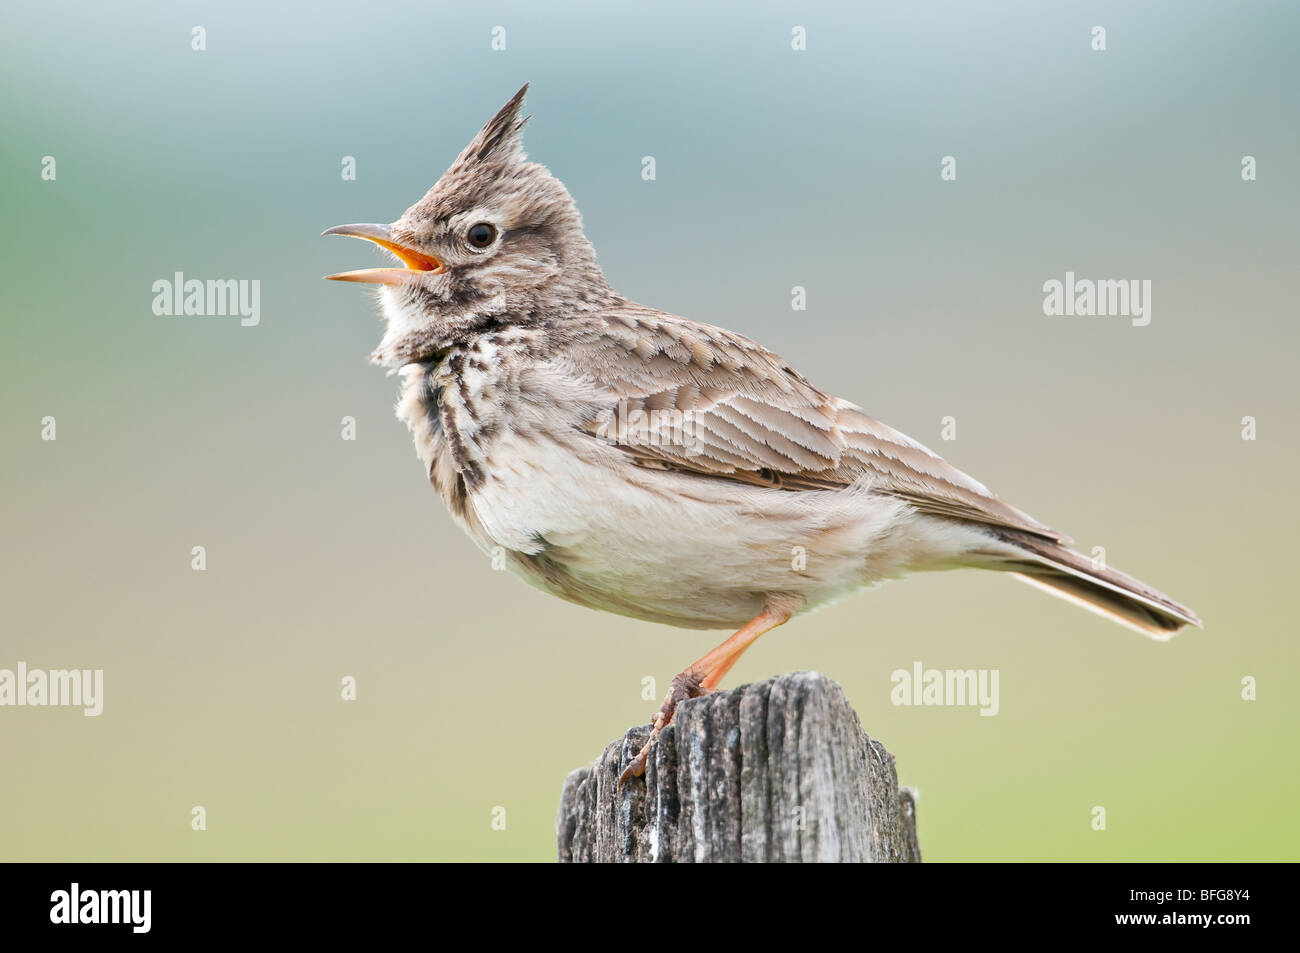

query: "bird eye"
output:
466 222 497 249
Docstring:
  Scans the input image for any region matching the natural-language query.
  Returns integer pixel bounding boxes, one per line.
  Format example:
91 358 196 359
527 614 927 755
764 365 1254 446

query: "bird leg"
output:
617 602 795 788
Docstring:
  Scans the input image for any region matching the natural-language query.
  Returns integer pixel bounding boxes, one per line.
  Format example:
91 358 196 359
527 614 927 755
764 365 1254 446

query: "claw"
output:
613 603 796 792
616 670 705 791
617 745 650 788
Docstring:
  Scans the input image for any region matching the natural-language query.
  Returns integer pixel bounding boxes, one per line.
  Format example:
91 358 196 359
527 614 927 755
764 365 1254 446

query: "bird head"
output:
324 84 616 364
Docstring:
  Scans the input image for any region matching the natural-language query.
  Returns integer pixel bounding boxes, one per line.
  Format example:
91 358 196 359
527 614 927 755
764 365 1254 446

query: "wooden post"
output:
557 671 920 863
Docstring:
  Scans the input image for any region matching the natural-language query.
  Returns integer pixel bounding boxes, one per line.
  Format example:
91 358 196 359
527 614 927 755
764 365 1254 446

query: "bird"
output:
323 85 1201 785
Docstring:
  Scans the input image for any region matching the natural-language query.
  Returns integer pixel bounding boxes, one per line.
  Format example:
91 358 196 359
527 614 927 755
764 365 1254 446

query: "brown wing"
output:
561 305 1065 543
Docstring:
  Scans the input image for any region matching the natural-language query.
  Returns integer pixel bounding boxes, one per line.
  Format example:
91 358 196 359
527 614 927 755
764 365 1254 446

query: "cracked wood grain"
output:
557 671 920 863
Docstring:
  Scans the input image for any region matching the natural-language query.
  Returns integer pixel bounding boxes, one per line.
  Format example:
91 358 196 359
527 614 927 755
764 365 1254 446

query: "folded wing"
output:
562 306 1065 543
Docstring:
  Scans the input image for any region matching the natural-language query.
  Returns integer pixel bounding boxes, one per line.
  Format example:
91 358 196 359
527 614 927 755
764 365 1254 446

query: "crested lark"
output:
324 86 1200 784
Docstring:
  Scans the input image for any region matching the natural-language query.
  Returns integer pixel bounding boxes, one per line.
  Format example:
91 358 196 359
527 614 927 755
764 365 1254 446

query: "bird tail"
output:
978 532 1201 640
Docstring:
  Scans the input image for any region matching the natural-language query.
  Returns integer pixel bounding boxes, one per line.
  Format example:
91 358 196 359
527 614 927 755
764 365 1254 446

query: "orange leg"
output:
617 602 795 788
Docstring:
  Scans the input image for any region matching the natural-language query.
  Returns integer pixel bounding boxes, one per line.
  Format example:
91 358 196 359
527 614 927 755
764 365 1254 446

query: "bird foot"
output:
617 669 707 789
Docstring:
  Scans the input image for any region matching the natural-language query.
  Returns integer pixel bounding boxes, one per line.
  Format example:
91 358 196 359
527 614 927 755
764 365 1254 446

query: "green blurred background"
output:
2 0 1296 861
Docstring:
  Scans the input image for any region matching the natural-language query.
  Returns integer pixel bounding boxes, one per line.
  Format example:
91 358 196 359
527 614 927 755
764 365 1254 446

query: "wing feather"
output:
563 307 1064 543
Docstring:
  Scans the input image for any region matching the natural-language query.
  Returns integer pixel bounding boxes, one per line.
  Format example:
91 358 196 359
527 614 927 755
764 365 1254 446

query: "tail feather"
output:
983 532 1201 640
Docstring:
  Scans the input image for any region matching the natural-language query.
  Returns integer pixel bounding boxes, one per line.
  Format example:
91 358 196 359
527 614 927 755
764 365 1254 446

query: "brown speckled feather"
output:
559 305 1064 543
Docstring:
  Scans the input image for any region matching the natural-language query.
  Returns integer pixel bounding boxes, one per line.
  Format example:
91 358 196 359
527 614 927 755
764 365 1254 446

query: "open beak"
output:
322 223 444 285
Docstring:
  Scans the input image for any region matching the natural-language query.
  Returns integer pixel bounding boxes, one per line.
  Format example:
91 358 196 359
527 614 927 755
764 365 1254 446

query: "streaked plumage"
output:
325 86 1200 778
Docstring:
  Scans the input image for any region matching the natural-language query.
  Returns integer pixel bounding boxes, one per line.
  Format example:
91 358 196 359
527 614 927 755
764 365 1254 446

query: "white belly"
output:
464 429 989 629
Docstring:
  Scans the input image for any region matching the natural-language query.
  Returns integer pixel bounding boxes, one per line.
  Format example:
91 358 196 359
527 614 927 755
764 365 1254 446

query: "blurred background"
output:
1 0 1296 861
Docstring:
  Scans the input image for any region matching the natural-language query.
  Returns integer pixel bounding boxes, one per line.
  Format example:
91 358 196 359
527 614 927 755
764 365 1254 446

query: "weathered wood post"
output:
557 671 920 862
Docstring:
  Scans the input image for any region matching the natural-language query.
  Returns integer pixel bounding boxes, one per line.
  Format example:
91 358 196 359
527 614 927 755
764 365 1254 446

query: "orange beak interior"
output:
322 224 444 285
